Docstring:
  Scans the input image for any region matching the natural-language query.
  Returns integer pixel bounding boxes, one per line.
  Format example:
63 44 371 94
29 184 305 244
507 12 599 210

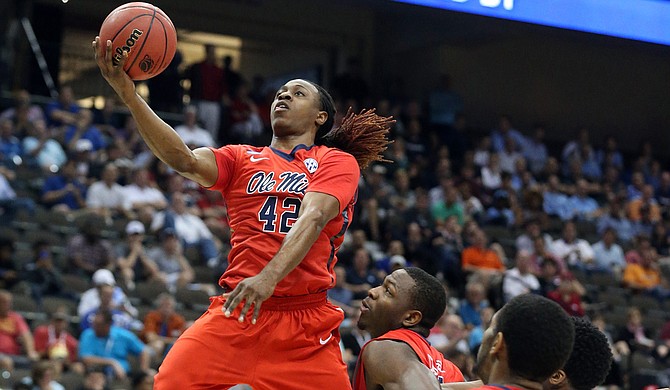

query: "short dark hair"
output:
306 80 336 136
494 294 575 382
404 267 446 335
96 309 114 325
563 317 612 390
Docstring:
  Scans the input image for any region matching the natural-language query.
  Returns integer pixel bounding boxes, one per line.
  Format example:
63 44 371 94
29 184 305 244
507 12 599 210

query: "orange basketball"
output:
99 2 177 81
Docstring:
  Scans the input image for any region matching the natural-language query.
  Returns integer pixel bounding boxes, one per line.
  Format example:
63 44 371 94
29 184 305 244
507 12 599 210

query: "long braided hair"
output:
309 81 394 169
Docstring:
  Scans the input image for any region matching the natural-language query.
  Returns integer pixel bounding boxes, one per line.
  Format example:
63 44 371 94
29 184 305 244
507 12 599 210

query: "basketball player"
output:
354 267 465 389
466 294 574 390
93 37 392 389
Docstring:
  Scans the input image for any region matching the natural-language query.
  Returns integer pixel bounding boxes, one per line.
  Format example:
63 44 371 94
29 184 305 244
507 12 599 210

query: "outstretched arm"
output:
222 191 340 323
361 340 441 390
92 37 218 187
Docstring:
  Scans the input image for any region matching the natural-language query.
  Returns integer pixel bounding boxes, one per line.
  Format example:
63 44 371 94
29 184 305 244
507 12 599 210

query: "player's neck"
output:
488 374 542 390
270 134 315 152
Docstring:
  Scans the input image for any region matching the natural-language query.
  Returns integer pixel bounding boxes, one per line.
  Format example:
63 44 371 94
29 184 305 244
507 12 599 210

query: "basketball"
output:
98 2 177 81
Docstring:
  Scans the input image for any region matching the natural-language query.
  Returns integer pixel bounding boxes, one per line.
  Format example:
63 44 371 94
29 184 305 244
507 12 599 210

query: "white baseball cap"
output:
92 269 116 286
125 220 145 235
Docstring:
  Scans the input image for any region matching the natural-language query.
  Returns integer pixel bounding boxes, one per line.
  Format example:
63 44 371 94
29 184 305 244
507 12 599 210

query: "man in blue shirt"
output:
79 310 150 380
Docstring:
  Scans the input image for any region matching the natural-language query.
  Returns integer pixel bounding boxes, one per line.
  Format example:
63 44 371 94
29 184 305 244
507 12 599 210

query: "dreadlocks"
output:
322 108 394 169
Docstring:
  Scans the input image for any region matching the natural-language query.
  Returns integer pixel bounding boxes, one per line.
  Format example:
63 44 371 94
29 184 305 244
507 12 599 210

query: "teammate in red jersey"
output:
354 267 465 389
465 294 574 390
93 38 392 389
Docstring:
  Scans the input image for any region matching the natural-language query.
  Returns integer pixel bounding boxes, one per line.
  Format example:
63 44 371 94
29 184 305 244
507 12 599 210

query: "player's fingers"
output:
251 301 262 325
238 298 254 323
222 288 241 316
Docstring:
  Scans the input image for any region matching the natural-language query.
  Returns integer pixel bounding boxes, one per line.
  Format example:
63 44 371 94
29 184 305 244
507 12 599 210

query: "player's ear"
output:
402 310 422 328
548 370 566 389
315 110 327 127
490 332 505 355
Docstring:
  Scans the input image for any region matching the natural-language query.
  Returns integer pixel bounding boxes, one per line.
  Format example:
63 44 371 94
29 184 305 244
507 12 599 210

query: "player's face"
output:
357 269 415 339
270 79 325 139
474 311 500 383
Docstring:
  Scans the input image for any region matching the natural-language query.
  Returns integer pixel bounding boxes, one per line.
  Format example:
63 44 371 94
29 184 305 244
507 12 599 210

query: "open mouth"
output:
274 102 289 111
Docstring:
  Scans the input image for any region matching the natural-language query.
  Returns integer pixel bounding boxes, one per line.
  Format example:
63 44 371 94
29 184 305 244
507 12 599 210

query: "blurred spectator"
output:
626 171 645 201
115 221 158 291
542 175 570 220
341 327 371 376
221 54 242 108
80 284 139 332
473 136 491 168
195 189 229 241
627 184 661 223
481 153 502 191
549 221 595 269
0 290 39 369
461 229 505 285
502 250 540 303
467 306 494 354
656 171 670 208
174 106 215 148
591 227 626 276
622 247 670 300
0 89 44 131
327 266 356 319
22 119 67 171
77 367 108 390
547 278 585 317
150 192 220 268
45 85 80 128
62 109 106 154
24 240 67 304
185 44 224 141
131 370 156 390
78 269 137 319
402 222 434 274
498 136 522 174
147 49 183 114
591 314 625 389
66 216 114 276
78 310 150 380
91 96 125 139
614 307 669 365
403 118 430 165
483 189 515 227
561 128 590 175
345 248 381 300
515 219 541 254
86 163 133 221
596 196 635 243
431 183 464 226
141 293 186 358
522 124 549 175
33 307 83 374
567 179 599 221
596 135 624 171
146 228 195 293
458 281 490 329
490 115 525 153
18 360 65 390
624 234 652 265
650 222 669 257
427 313 469 355
443 113 471 169
0 237 19 290
228 81 264 144
0 119 22 167
123 168 168 223
41 159 87 213
427 74 463 130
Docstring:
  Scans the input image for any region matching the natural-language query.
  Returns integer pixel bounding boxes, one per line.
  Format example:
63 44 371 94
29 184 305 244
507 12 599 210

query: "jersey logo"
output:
250 156 269 162
304 158 318 173
319 333 333 345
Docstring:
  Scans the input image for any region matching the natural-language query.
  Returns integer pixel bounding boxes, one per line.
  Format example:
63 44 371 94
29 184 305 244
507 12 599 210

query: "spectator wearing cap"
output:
150 192 221 268
78 269 137 319
174 106 215 148
80 283 140 332
146 228 195 293
86 163 134 221
115 221 159 291
66 216 115 276
141 293 186 358
41 159 88 212
79 310 150 380
33 306 83 374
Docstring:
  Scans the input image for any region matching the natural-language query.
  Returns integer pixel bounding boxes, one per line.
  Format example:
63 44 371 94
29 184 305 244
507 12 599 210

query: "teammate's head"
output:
270 79 331 139
357 267 446 338
474 294 575 385
543 317 612 390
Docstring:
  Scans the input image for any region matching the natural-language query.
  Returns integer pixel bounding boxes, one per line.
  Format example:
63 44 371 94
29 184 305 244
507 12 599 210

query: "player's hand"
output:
222 273 276 325
91 37 136 103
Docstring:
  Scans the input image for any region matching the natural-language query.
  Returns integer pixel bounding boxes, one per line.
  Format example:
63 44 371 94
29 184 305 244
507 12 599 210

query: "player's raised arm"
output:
91 37 218 187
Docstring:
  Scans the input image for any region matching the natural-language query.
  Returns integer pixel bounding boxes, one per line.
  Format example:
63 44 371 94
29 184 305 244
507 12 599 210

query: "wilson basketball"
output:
99 2 177 81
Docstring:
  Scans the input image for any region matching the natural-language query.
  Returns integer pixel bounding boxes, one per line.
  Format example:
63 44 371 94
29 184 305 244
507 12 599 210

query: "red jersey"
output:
209 144 359 296
353 328 464 389
469 386 525 390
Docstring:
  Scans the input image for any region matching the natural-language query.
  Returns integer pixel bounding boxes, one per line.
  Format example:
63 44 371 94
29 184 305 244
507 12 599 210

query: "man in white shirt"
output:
174 106 215 148
123 168 167 221
550 221 595 269
86 163 132 219
150 192 220 267
503 250 540 303
591 227 625 276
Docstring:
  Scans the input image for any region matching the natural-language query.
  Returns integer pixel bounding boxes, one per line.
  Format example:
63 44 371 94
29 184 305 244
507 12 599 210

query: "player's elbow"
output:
300 206 331 231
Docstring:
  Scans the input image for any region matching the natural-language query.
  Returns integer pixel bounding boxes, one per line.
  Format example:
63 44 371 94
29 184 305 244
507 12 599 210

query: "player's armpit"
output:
362 340 440 390
441 380 483 390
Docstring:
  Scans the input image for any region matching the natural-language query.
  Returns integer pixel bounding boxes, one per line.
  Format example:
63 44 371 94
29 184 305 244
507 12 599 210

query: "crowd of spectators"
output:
0 45 669 388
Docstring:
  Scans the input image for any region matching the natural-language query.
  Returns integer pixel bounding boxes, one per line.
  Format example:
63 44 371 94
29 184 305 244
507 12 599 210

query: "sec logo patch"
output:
304 158 318 173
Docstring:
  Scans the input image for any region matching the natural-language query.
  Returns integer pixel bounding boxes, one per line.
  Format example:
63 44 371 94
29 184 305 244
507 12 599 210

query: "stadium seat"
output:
630 294 661 312
61 273 92 294
175 287 211 311
132 281 169 306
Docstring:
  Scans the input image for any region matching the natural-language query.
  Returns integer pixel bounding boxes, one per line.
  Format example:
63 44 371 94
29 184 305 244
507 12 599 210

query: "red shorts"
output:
154 293 351 390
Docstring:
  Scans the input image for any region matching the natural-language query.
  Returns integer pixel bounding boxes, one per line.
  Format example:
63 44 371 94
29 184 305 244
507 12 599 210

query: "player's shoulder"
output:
365 337 416 358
